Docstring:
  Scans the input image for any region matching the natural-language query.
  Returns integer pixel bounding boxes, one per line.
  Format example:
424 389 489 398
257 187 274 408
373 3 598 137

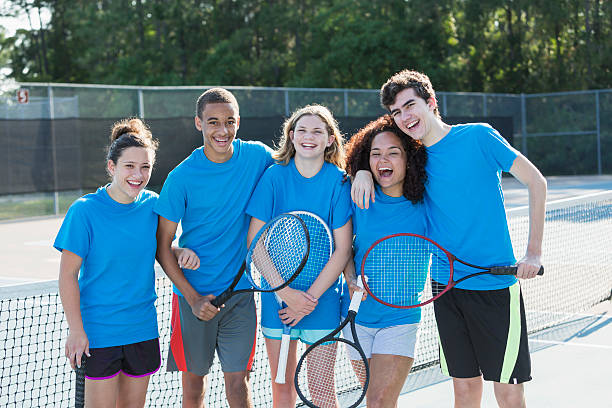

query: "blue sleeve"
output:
262 143 275 168
478 124 519 173
154 171 186 223
53 200 91 259
330 179 353 230
245 169 275 222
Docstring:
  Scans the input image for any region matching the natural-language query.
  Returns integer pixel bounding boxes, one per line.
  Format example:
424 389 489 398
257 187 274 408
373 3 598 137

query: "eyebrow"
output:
371 145 403 152
296 125 324 130
206 116 236 121
390 98 416 114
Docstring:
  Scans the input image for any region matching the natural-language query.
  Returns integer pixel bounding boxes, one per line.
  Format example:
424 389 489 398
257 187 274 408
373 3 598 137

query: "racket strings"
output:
290 213 333 291
296 340 366 408
363 235 451 307
250 216 308 290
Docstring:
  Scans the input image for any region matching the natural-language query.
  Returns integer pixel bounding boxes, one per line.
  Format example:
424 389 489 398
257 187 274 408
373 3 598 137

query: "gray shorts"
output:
341 322 420 360
167 292 257 376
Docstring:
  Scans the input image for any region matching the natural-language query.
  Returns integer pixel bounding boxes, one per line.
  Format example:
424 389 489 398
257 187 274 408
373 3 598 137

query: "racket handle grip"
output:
348 279 365 312
275 333 291 384
491 265 544 276
211 290 231 308
75 355 87 408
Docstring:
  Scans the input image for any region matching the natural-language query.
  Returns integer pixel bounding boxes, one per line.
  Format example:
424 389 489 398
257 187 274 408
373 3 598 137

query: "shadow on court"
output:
397 302 612 408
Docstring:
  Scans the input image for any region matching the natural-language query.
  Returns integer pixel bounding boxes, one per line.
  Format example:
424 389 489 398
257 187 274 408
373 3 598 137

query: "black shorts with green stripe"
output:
433 282 532 384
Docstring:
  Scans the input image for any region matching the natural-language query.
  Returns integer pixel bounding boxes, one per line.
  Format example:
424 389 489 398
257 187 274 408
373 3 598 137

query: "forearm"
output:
525 175 547 257
157 244 201 304
58 271 84 332
342 257 357 284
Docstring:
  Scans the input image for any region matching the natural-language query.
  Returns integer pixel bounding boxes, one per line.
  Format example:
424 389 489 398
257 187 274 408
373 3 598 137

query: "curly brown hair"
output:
345 115 427 203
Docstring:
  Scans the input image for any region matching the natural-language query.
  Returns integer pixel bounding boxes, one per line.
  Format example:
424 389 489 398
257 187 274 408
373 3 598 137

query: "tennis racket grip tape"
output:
75 355 86 408
275 333 291 384
490 265 544 275
348 279 365 312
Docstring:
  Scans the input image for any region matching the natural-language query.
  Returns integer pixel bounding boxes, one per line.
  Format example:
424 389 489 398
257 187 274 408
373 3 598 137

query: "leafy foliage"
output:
1 0 611 92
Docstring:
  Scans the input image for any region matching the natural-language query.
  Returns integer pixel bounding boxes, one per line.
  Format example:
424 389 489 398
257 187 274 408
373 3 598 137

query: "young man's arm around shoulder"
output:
156 216 220 320
509 154 547 279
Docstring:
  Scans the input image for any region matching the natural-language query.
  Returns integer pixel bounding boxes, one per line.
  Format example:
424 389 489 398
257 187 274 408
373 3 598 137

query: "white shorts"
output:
341 322 420 360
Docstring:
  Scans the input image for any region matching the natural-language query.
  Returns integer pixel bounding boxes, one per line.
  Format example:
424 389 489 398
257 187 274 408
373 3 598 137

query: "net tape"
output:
1 191 611 407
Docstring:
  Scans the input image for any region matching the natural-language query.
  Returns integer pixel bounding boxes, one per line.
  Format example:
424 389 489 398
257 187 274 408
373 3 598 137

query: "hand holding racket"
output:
361 233 544 309
294 279 370 408
210 213 310 308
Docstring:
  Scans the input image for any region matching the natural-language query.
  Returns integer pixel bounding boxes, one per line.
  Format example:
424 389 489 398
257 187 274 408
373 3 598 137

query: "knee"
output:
453 378 482 404
225 373 249 396
182 375 206 404
495 386 525 408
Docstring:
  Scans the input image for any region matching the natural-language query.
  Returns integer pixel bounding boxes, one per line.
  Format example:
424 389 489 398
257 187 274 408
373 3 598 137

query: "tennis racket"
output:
274 211 334 384
294 280 369 408
210 213 309 308
361 233 544 309
75 355 86 408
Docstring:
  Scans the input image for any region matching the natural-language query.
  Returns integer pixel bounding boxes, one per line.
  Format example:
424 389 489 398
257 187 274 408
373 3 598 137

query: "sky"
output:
0 4 51 36
0 5 51 79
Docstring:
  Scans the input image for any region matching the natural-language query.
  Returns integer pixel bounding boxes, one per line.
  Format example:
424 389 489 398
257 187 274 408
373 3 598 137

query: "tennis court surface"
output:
0 175 611 407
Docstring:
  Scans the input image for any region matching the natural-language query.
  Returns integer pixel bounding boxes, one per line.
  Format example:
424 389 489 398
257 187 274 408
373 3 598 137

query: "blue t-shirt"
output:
53 186 159 348
341 186 426 327
425 123 519 290
246 159 352 330
154 139 274 296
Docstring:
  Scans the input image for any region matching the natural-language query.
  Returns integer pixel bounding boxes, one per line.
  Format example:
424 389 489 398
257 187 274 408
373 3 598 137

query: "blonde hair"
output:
273 104 345 168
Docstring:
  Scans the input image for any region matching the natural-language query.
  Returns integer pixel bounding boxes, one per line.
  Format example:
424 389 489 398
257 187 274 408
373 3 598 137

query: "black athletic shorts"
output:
85 338 161 380
433 282 532 384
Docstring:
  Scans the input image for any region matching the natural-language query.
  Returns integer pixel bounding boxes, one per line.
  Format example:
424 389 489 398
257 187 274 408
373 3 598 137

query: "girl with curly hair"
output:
342 114 427 407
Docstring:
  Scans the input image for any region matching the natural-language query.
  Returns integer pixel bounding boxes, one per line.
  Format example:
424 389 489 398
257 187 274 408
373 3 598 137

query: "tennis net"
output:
1 190 611 407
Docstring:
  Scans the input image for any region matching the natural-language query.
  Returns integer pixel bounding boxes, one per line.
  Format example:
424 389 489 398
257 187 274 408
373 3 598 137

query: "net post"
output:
138 88 145 119
595 90 601 175
48 85 59 215
520 93 528 156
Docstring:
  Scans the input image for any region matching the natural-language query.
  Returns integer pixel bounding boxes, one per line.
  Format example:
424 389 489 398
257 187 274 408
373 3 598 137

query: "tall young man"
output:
352 70 546 408
154 88 279 408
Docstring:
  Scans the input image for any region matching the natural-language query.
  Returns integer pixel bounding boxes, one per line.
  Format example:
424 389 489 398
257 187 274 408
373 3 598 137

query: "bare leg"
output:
116 372 151 408
493 382 526 408
84 376 119 408
366 354 414 408
265 337 299 408
305 342 339 408
181 371 207 408
452 376 483 408
224 370 253 408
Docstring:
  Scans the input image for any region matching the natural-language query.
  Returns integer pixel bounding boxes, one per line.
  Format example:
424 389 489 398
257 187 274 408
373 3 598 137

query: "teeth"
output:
379 167 392 171
127 181 141 186
407 120 419 129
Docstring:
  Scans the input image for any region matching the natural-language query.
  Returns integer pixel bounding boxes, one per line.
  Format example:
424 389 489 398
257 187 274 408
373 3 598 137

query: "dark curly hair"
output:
345 115 427 203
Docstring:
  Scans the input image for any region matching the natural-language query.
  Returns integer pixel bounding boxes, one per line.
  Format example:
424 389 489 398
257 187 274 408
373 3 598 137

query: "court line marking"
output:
530 339 612 349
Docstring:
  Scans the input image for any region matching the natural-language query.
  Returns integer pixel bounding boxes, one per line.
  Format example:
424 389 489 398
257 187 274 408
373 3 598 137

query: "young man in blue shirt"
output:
352 70 546 408
155 88 277 408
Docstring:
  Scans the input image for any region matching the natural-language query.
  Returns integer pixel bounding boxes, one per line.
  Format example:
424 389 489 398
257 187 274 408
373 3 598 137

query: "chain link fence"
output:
1 83 610 215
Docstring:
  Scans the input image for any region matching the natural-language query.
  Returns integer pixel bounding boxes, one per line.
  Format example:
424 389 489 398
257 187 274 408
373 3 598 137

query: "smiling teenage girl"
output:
55 118 197 407
342 114 427 407
246 105 353 407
